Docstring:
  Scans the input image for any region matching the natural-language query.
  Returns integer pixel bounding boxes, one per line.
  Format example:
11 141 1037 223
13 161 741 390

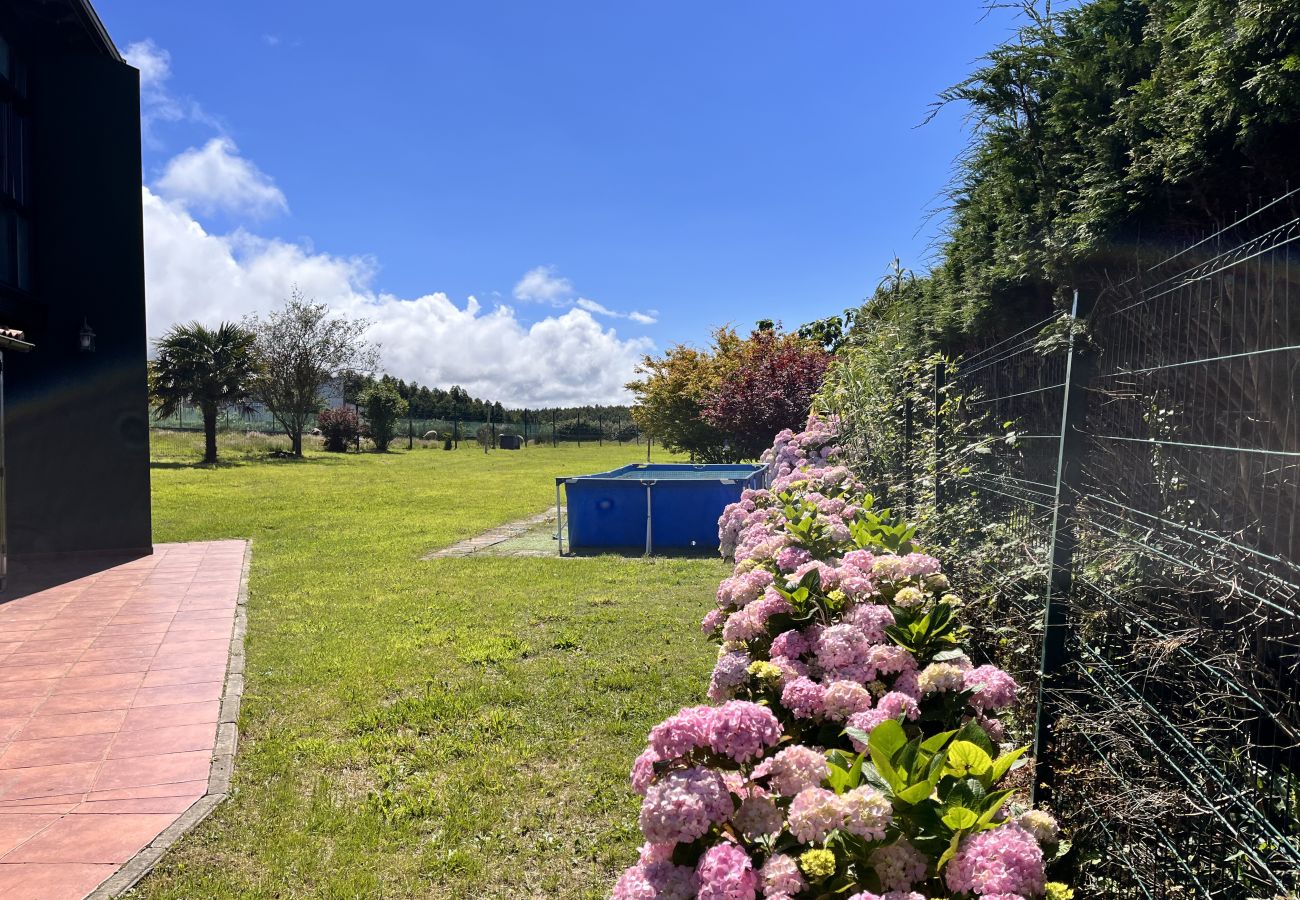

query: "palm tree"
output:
151 321 258 464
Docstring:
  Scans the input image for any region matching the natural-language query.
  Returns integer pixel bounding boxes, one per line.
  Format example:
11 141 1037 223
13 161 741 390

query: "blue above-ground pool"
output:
556 463 768 554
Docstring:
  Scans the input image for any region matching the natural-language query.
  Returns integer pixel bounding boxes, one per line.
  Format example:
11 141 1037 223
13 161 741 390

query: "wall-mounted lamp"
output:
78 319 96 353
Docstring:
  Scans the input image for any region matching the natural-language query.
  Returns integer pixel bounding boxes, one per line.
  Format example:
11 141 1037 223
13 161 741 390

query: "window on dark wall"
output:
0 31 30 295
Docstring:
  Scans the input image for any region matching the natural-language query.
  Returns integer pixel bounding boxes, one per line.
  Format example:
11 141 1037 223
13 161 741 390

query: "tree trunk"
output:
291 430 303 457
202 404 219 464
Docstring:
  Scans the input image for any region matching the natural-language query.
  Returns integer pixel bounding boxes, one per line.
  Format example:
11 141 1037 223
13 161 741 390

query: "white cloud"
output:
142 188 650 406
123 39 218 146
124 38 171 91
576 297 658 325
155 137 289 219
514 266 657 322
513 265 573 303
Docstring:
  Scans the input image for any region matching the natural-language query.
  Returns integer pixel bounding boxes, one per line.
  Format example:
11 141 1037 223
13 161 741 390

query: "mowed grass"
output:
135 431 728 899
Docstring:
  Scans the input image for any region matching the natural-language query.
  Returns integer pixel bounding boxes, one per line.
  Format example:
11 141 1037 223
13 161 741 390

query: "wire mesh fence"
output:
939 193 1300 897
150 407 647 448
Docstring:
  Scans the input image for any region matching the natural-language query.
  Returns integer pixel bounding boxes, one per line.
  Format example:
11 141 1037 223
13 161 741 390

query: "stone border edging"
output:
87 539 252 899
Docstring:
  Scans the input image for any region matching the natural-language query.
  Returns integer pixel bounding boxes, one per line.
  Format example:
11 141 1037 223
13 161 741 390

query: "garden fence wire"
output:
937 192 1300 898
150 409 646 448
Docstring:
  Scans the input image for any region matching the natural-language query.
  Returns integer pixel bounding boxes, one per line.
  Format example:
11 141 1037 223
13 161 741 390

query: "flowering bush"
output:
613 416 1070 899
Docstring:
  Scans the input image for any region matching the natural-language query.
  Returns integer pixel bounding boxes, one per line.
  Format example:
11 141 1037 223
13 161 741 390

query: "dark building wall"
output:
5 50 151 556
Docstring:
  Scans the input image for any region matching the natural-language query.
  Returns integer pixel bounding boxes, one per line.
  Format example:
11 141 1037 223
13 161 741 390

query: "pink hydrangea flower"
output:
613 860 698 900
841 549 876 570
869 838 929 892
876 691 921 722
918 662 967 695
648 705 714 761
770 654 809 686
788 787 846 843
639 767 732 845
823 680 874 720
965 665 1019 711
945 824 1045 897
708 651 752 702
722 608 765 643
716 569 776 609
760 854 806 896
723 592 793 643
701 607 726 635
866 644 916 679
839 786 892 840
782 676 828 719
730 795 783 840
846 708 892 750
847 892 926 900
770 628 810 659
977 712 1008 742
891 668 921 698
776 546 813 572
696 843 758 900
762 744 829 796
814 624 872 673
845 603 894 641
631 747 658 795
790 559 841 591
706 701 781 763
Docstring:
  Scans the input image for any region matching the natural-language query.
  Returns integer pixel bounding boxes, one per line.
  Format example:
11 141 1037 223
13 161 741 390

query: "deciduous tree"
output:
701 328 830 460
246 289 377 457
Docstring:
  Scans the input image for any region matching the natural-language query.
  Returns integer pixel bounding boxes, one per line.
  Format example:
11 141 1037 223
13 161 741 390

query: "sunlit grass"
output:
134 431 725 899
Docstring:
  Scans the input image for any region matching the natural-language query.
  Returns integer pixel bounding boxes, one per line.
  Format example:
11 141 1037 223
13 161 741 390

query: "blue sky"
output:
96 1 1022 405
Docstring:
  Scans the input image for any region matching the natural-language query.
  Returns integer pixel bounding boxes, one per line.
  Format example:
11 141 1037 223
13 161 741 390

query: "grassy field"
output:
135 431 727 899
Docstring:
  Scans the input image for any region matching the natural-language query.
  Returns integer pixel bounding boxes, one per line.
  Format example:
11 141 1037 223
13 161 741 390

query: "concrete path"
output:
424 509 561 559
0 541 247 900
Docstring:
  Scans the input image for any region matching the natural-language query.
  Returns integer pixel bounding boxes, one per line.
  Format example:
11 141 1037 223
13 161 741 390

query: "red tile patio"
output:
0 541 246 900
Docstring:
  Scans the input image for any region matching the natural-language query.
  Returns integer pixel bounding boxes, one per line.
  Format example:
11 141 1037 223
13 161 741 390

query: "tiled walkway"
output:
0 541 247 900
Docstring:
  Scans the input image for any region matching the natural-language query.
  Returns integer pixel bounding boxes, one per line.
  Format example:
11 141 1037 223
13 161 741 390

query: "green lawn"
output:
135 432 727 899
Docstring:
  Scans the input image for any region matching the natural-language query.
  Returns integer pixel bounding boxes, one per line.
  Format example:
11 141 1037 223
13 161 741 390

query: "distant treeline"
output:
345 373 633 428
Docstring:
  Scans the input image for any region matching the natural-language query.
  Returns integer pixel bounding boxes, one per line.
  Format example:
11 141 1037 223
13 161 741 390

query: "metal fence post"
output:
1032 289 1094 806
933 361 945 516
903 378 915 515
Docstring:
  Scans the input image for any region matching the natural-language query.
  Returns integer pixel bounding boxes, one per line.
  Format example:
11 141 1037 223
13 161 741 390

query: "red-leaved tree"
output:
701 327 830 460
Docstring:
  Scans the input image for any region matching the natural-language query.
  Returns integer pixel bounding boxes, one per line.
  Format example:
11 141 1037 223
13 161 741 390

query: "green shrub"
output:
360 383 407 451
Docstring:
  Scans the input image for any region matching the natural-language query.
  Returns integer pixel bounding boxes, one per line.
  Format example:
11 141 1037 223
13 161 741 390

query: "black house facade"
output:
0 0 151 577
